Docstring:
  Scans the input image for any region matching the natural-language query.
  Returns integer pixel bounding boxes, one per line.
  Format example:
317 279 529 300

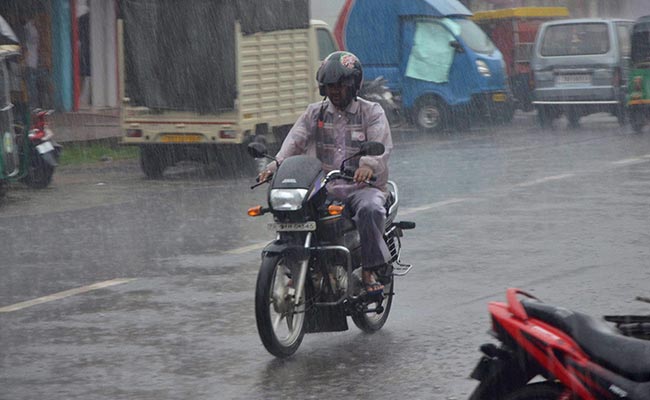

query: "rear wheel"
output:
567 111 580 129
630 108 645 134
21 152 55 189
414 98 447 133
351 273 394 332
255 255 306 358
536 106 554 129
140 146 166 179
504 383 566 400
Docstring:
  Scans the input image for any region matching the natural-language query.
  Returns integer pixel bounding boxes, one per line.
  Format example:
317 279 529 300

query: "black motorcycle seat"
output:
522 299 650 382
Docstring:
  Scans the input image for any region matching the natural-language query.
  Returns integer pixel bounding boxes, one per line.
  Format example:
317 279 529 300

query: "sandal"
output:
364 281 384 296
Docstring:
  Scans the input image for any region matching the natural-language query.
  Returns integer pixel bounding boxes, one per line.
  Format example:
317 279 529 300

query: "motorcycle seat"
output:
522 299 650 382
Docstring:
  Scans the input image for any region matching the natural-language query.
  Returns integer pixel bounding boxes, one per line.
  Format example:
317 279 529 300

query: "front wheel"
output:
414 98 447 133
504 383 566 400
351 273 394 332
255 255 306 358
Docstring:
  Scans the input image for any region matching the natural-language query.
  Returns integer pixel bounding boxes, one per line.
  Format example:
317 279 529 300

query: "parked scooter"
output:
359 76 403 127
468 288 650 400
246 141 415 358
19 109 62 189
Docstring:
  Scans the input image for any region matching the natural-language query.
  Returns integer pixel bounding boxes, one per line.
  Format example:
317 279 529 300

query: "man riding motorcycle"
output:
258 51 393 295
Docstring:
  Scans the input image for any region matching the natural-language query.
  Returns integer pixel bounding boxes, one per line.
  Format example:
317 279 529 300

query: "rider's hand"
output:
354 166 373 183
258 169 273 183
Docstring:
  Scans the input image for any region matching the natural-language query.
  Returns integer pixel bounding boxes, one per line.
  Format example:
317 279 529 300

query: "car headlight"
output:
270 189 308 211
476 60 491 77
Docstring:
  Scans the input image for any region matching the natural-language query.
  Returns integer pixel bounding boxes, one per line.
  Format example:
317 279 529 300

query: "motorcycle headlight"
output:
476 60 491 77
270 189 308 211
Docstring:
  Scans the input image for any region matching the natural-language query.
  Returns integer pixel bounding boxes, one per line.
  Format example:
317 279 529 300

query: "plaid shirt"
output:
267 97 392 199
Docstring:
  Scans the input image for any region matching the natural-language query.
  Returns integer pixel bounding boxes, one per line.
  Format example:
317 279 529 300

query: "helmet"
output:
316 51 363 97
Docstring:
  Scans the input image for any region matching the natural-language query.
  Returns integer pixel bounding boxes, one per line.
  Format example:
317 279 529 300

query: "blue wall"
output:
50 0 72 112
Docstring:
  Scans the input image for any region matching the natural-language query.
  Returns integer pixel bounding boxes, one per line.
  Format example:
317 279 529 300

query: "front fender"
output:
262 240 310 260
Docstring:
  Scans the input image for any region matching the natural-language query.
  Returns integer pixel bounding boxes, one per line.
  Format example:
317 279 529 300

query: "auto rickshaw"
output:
0 15 21 198
473 7 569 111
0 14 61 199
628 15 650 134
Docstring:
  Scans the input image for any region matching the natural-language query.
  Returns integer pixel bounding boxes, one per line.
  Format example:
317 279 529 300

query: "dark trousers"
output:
345 187 390 270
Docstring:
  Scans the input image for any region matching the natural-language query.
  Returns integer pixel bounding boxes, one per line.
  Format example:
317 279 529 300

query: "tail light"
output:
28 129 45 141
126 129 143 138
220 130 237 139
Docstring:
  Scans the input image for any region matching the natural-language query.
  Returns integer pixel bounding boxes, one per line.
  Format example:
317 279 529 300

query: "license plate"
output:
556 74 591 85
492 93 507 102
36 141 55 154
268 221 316 232
161 134 203 143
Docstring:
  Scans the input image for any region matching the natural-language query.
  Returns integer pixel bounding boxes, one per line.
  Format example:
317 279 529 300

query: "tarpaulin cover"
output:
121 0 309 113
406 20 457 83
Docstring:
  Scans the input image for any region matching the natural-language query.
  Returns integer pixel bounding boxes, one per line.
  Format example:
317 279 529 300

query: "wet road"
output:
1 113 650 399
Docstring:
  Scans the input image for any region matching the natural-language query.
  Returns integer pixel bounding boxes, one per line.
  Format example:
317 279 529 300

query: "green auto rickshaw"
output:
0 15 21 198
628 15 650 134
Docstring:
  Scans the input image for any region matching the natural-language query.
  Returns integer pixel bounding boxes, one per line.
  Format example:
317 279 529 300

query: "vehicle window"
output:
316 28 338 60
631 26 650 64
617 24 631 57
541 23 610 56
450 18 496 55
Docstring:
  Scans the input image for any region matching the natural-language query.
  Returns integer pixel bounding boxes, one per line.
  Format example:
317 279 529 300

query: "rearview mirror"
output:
247 142 267 158
359 141 385 156
450 40 464 53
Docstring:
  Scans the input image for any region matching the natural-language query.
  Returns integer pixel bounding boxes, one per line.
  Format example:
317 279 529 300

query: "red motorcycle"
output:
468 288 650 400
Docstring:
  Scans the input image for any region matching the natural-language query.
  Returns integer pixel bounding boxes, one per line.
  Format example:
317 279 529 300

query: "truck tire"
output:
140 146 166 179
414 97 447 133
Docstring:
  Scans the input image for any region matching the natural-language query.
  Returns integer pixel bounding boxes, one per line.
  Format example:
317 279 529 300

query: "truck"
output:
118 0 339 178
335 0 513 132
473 7 570 111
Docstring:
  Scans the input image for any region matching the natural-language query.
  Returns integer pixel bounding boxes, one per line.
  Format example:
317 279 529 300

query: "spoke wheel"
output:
351 274 394 333
255 255 306 358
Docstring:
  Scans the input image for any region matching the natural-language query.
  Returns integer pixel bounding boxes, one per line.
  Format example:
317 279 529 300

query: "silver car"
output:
531 18 633 128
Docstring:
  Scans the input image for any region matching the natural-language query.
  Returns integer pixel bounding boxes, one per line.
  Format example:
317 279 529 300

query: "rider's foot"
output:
362 270 384 295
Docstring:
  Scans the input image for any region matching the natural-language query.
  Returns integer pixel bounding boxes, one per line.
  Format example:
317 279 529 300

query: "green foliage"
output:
59 141 139 166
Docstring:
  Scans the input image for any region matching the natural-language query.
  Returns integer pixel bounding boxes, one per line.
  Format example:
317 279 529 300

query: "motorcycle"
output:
604 296 650 341
468 288 650 400
18 108 62 189
359 76 403 127
246 141 415 358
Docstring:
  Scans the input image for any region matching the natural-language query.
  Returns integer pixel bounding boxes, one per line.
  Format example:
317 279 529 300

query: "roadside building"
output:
462 0 648 19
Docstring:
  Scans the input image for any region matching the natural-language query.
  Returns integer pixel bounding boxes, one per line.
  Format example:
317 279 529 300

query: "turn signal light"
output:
328 205 344 215
248 206 264 217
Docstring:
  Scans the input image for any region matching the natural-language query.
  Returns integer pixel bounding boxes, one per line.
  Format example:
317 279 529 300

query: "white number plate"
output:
556 74 591 85
36 141 55 154
268 221 316 232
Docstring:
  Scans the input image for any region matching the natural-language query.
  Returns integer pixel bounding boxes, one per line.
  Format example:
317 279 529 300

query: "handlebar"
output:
327 170 377 186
